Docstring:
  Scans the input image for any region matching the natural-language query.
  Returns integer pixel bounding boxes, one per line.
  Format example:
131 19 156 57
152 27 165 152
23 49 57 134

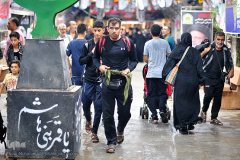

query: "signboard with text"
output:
0 0 9 30
225 0 240 33
181 10 213 47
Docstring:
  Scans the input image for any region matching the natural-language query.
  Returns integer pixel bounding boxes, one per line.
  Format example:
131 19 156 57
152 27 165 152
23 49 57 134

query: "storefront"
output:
225 0 240 66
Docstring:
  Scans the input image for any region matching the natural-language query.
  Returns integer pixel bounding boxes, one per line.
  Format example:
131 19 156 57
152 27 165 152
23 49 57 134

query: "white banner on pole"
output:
79 0 90 9
166 0 172 7
119 0 129 10
157 0 165 8
138 0 145 10
96 0 104 9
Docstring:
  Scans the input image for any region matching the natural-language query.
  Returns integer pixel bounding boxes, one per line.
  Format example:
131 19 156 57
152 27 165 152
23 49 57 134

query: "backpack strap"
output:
99 37 103 54
99 37 106 55
102 38 106 54
122 36 131 52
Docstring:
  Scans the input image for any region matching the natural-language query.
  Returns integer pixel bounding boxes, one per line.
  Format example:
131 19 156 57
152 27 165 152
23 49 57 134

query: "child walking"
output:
0 60 20 105
6 32 23 67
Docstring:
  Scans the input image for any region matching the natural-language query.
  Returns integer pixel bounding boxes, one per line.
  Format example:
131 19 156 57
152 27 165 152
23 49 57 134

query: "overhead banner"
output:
225 0 240 33
181 10 213 47
0 0 9 30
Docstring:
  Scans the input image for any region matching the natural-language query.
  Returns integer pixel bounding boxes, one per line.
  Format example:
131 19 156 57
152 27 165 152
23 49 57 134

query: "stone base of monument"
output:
17 39 72 90
6 86 82 160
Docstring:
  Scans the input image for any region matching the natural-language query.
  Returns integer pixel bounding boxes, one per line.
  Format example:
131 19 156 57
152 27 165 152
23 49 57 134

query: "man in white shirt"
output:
57 23 73 50
57 23 73 64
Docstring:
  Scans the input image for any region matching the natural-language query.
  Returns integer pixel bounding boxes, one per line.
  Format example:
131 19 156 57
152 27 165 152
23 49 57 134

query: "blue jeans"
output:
82 82 102 134
72 76 83 86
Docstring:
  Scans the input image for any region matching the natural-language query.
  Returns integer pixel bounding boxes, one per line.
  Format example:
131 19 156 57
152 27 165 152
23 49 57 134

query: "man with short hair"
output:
4 17 25 60
143 24 171 124
67 21 78 39
93 17 138 153
200 31 234 125
79 20 105 143
162 26 175 51
57 23 73 65
85 25 94 40
66 23 87 86
57 23 73 50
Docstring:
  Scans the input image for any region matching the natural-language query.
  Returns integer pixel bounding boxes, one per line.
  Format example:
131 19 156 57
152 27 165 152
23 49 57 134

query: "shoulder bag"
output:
165 46 190 86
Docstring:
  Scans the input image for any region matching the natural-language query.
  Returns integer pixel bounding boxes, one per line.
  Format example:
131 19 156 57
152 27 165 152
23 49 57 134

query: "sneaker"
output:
200 111 206 123
150 115 158 124
210 119 223 126
160 112 168 123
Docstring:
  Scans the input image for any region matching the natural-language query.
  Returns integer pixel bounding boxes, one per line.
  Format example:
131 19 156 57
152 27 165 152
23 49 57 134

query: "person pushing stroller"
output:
143 24 171 124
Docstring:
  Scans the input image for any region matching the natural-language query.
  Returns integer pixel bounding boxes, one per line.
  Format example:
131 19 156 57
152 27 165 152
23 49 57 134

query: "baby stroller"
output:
140 64 171 120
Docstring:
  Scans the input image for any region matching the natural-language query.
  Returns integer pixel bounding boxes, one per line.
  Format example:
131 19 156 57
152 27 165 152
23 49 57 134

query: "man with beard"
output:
200 31 234 126
93 17 138 153
57 23 72 51
67 21 78 39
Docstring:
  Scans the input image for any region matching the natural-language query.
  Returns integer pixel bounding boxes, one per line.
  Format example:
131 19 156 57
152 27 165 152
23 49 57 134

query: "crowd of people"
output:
0 16 235 153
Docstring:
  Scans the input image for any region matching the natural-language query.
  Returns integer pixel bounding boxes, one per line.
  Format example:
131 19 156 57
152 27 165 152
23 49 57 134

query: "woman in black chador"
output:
163 32 204 134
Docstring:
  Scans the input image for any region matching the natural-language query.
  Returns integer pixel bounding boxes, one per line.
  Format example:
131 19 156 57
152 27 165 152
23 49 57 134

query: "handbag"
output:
165 46 190 86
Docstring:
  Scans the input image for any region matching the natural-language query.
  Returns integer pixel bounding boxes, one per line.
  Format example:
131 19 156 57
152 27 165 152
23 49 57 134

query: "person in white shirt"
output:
57 23 73 64
57 23 73 49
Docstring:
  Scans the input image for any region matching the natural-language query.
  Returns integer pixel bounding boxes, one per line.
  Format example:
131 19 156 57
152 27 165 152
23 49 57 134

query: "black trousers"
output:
202 81 224 119
146 78 168 116
102 83 133 145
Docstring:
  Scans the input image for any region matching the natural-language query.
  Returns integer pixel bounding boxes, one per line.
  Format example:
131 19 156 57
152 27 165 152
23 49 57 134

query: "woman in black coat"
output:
163 32 204 134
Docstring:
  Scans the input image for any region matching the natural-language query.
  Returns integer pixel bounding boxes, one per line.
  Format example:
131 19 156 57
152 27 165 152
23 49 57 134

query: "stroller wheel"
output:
145 109 149 119
141 109 145 119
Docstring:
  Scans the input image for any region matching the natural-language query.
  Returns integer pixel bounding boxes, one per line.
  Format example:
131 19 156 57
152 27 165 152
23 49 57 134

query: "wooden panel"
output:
221 91 240 110
0 68 9 82
230 66 240 85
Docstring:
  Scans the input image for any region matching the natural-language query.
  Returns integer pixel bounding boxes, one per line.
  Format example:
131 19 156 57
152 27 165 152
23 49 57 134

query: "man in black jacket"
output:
93 18 138 153
79 20 105 143
200 31 234 125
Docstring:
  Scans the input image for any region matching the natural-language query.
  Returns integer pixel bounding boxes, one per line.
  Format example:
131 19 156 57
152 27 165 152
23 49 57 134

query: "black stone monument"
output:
6 40 82 159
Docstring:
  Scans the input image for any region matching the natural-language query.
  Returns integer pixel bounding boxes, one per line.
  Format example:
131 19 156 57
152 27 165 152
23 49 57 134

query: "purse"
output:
165 46 190 86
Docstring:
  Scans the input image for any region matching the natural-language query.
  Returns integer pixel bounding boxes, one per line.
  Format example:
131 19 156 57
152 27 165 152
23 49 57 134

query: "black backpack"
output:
0 112 7 149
